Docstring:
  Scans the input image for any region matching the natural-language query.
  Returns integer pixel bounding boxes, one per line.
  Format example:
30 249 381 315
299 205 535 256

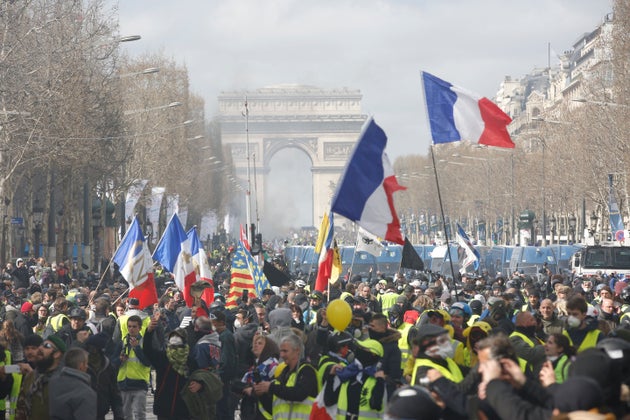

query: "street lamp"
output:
145 220 154 249
33 199 44 258
568 213 577 244
589 211 599 243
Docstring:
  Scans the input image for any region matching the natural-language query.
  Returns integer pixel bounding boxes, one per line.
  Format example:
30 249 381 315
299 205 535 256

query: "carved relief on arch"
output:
263 137 318 165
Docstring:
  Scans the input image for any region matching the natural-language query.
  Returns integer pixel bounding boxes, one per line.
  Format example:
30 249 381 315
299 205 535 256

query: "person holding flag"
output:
111 216 158 311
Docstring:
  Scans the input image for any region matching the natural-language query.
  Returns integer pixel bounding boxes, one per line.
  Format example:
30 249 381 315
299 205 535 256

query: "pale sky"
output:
115 0 612 160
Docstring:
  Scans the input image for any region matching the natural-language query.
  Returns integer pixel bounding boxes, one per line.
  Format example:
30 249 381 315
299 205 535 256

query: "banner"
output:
165 194 179 225
148 187 165 242
125 180 148 222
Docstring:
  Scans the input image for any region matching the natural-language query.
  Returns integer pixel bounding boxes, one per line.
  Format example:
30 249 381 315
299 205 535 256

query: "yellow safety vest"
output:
380 292 399 317
337 376 384 420
272 364 316 420
398 323 413 369
411 357 464 385
553 355 570 384
116 336 150 383
117 314 151 339
316 355 346 392
563 329 601 353
46 313 69 332
509 331 543 348
467 314 480 327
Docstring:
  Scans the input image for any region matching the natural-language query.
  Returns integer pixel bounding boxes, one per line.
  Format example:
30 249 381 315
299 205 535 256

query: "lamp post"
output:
589 211 599 244
568 213 577 244
33 199 44 258
145 220 153 250
0 197 9 264
92 198 102 271
550 215 556 245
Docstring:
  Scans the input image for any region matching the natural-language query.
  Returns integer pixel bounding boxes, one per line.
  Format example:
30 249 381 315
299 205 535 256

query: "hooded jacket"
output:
369 327 402 397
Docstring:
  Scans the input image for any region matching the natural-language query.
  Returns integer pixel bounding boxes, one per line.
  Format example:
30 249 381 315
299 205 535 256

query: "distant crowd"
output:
0 249 628 419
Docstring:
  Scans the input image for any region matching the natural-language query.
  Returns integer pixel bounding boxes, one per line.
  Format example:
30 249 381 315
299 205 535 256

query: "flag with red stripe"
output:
112 217 158 309
226 241 269 309
153 214 197 307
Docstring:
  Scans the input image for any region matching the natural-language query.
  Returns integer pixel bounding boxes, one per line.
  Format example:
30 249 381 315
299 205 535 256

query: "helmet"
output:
451 302 472 317
327 331 354 353
68 307 87 320
621 285 630 304
355 338 384 357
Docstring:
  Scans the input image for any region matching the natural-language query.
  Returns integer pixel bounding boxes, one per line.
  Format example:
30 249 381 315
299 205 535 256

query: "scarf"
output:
336 359 378 383
167 345 190 377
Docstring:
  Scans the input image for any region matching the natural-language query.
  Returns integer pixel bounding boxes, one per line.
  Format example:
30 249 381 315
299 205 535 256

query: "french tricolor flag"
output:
421 71 514 148
187 227 215 307
112 217 158 309
153 214 197 307
331 118 406 245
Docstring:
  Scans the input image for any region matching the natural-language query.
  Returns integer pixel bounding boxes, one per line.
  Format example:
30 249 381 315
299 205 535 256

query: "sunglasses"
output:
42 342 58 352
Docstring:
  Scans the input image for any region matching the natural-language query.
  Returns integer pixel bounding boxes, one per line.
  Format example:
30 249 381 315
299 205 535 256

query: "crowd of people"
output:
0 250 628 419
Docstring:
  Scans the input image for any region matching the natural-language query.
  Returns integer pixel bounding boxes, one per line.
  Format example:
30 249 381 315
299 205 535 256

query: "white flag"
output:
356 227 384 256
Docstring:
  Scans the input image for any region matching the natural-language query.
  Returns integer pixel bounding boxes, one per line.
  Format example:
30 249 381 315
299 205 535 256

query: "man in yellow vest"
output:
253 333 317 418
563 295 603 353
324 338 387 419
111 315 151 420
410 324 464 386
509 311 545 374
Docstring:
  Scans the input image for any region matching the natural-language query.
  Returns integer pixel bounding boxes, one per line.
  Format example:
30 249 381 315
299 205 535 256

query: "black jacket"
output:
144 328 194 418
88 353 124 420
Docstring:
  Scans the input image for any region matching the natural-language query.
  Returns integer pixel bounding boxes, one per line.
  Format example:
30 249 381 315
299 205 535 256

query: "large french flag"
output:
187 227 215 306
421 71 514 148
153 214 197 307
112 217 158 309
331 118 406 245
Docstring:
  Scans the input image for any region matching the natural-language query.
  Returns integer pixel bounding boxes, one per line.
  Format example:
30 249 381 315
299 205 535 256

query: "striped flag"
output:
112 217 158 309
187 227 215 306
153 214 197 307
226 241 270 309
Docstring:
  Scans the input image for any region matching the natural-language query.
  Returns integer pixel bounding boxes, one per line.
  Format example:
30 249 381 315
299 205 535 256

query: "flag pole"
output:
92 215 139 305
430 146 459 300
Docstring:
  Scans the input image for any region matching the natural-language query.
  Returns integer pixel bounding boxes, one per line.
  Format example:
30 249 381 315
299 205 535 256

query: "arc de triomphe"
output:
218 85 366 228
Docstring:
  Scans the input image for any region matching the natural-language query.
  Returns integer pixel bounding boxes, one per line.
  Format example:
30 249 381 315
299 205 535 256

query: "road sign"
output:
10 217 23 225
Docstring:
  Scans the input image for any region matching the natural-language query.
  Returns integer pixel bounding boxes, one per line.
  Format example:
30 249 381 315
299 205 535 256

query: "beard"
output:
35 352 55 372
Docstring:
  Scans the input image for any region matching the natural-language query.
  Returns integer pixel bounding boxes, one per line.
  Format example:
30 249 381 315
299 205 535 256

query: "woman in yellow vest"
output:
253 333 317 419
543 333 574 384
323 338 386 420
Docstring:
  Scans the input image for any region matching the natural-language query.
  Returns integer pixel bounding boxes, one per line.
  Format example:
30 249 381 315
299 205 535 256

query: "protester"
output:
49 348 96 420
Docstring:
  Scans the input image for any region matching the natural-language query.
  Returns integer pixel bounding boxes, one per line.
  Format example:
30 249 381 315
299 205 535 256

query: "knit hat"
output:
47 335 67 353
386 386 441 419
553 376 604 413
20 301 34 314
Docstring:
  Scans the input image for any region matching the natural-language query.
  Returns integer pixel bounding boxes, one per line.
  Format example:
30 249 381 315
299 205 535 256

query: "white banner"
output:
200 210 218 241
125 180 148 222
149 187 165 242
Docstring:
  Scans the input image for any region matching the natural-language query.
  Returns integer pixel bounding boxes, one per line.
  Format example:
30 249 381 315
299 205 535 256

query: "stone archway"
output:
218 85 366 228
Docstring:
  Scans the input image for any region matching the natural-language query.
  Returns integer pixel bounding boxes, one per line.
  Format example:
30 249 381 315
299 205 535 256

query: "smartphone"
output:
4 365 20 374
242 290 249 303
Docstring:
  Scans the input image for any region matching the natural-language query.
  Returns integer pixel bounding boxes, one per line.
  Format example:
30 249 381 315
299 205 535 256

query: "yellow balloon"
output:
326 299 352 332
